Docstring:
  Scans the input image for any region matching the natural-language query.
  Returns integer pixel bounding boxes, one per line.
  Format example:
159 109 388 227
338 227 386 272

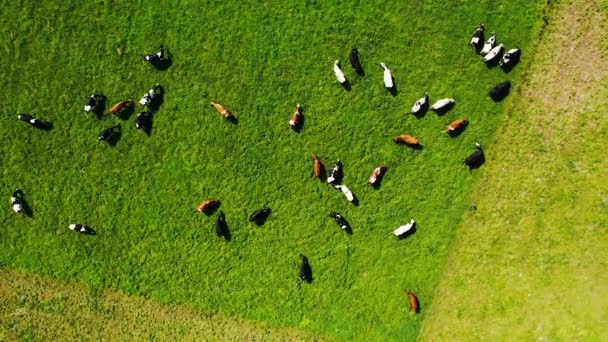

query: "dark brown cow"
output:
110 99 134 115
312 154 324 179
210 101 234 119
446 119 468 136
406 289 420 313
197 199 221 214
393 134 420 147
289 103 302 129
368 165 387 186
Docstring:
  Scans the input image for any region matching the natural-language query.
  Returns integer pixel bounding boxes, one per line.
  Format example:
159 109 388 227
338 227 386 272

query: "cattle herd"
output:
10 24 519 315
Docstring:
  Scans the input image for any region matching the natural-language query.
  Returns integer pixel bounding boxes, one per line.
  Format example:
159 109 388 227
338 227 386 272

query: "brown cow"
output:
210 101 234 119
110 99 134 115
393 134 420 147
312 154 324 179
446 119 468 136
289 103 303 129
405 289 420 313
369 165 387 186
196 199 221 214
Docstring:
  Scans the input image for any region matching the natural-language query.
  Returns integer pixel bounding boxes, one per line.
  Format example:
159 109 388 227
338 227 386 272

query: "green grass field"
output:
0 0 565 340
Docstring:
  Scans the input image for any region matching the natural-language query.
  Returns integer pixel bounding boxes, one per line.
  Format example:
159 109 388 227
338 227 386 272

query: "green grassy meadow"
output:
1 0 545 339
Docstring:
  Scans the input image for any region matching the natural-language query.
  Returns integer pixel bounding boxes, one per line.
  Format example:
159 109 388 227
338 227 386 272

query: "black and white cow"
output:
17 114 51 130
500 48 521 68
215 211 229 239
483 44 504 63
430 98 455 113
249 207 271 224
464 143 485 169
328 211 350 231
69 224 96 235
327 160 343 185
299 254 312 282
411 92 429 115
84 92 106 113
470 23 485 52
144 45 166 66
489 81 511 102
480 32 496 55
11 189 24 214
135 112 152 133
349 47 363 75
98 124 121 141
139 84 163 107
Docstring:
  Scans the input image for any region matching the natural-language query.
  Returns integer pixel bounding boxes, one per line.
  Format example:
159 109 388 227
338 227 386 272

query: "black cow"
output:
215 211 229 239
349 47 363 75
69 224 96 235
249 208 271 224
11 189 24 213
464 143 485 169
98 124 121 141
327 211 350 232
299 254 312 282
17 114 51 130
327 160 343 185
469 23 485 53
84 92 106 114
135 112 152 133
489 81 511 102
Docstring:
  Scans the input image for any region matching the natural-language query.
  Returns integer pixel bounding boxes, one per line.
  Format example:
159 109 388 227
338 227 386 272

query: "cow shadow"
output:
220 227 232 241
314 165 327 182
38 121 53 131
371 175 387 190
351 194 359 207
432 102 454 116
226 115 239 125
341 80 352 92
397 226 417 240
92 102 106 119
148 90 165 113
152 56 172 71
300 263 313 283
118 106 135 120
292 114 304 133
447 122 468 137
412 104 429 119
411 144 424 150
387 78 397 96
202 203 221 217
143 112 154 136
500 56 520 73
354 66 365 77
107 128 122 147
485 55 503 69
251 211 271 226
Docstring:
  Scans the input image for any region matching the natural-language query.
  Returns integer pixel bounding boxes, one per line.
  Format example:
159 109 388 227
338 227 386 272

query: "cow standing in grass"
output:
299 254 312 282
470 24 485 53
349 47 363 75
69 224 96 235
210 101 234 120
394 134 420 147
17 114 51 130
312 154 324 180
289 103 303 130
464 143 485 169
11 189 24 214
405 289 420 313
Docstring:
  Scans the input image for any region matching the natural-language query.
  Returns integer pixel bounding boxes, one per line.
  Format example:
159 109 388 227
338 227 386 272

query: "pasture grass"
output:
1 0 544 339
420 0 608 339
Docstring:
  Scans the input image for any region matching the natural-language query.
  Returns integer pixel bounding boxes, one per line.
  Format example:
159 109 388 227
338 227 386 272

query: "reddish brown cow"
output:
446 119 468 136
393 134 420 147
110 99 134 115
406 289 420 313
289 103 302 129
210 101 234 119
312 154 324 179
196 199 221 214
368 165 387 186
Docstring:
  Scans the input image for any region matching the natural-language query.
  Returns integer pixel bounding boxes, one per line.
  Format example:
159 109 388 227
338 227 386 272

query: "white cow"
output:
333 60 347 84
411 92 429 114
333 184 354 202
380 63 394 89
431 98 455 111
393 219 416 237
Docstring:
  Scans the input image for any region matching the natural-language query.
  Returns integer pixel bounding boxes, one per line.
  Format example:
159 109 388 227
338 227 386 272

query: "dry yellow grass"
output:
0 268 322 341
419 0 608 339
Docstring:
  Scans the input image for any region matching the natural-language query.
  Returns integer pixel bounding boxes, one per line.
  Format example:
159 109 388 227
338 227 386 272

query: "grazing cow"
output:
483 43 504 63
333 184 354 202
98 124 121 141
215 211 228 238
480 32 496 55
333 60 347 84
349 47 363 74
197 199 221 214
17 114 51 130
289 103 302 129
11 189 24 214
500 48 521 68
411 92 429 115
368 165 387 186
327 211 350 231
489 81 511 102
464 143 485 169
84 92 106 113
249 207 271 223
405 289 420 313
380 63 394 89
299 254 312 282
393 219 416 237
135 111 152 132
431 98 455 112
143 45 166 65
393 134 420 147
69 224 96 235
139 84 163 107
470 23 485 52
210 101 234 120
312 154 324 180
327 160 343 185
110 99 134 115
446 119 469 136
